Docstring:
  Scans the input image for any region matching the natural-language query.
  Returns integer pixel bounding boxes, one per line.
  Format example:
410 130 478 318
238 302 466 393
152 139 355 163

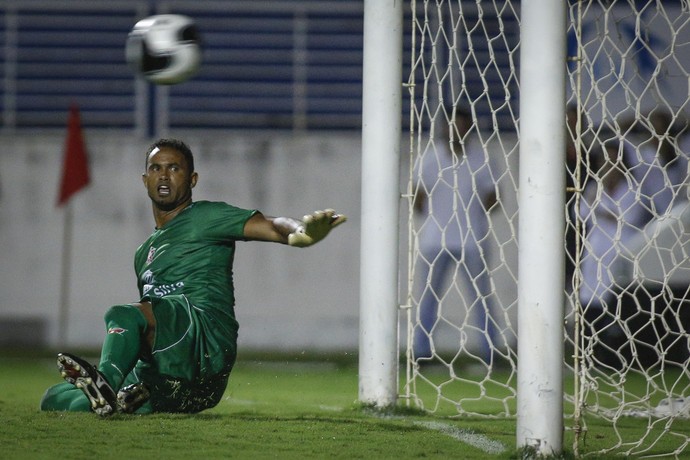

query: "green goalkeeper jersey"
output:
134 200 257 347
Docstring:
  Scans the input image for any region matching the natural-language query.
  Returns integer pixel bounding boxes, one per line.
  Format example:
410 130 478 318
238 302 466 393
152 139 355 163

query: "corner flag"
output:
57 104 90 206
56 103 90 346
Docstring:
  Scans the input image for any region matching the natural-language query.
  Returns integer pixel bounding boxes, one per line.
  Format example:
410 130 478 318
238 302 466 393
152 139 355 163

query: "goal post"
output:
516 0 567 454
358 0 403 407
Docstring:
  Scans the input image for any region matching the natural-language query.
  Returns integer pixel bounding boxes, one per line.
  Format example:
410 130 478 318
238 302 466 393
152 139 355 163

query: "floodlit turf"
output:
0 351 687 459
1 352 518 460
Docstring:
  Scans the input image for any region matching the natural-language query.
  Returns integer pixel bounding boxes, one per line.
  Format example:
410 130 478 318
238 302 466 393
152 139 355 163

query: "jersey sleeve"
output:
195 201 258 241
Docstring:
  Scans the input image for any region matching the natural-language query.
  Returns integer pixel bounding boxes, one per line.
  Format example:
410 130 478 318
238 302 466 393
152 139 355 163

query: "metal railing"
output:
0 0 364 135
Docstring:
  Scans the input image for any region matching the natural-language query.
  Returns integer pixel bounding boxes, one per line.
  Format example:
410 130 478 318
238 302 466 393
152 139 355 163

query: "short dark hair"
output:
145 138 195 173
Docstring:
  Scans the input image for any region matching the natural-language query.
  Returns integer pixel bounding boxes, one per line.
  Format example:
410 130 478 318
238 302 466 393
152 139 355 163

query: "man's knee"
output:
104 304 150 330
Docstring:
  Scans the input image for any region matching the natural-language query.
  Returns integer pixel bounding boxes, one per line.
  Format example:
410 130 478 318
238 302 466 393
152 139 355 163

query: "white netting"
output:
566 1 690 457
405 0 690 457
404 0 520 416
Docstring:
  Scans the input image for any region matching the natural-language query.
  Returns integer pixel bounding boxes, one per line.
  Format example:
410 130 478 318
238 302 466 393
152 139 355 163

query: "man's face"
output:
142 146 198 211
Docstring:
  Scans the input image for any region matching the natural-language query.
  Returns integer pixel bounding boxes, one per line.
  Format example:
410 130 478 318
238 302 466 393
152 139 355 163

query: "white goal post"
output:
358 0 403 407
515 0 567 454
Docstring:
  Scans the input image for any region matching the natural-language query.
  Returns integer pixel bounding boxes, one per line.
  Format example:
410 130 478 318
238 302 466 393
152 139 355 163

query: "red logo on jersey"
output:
108 327 127 335
146 247 156 264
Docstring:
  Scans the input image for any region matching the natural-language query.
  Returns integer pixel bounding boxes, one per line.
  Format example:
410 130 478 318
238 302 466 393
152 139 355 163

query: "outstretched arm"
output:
243 209 347 247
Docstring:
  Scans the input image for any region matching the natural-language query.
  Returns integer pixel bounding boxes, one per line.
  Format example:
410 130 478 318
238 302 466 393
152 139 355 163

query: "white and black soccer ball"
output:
125 14 202 85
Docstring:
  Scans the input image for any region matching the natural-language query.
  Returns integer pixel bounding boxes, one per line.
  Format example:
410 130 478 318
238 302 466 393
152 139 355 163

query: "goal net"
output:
404 0 690 456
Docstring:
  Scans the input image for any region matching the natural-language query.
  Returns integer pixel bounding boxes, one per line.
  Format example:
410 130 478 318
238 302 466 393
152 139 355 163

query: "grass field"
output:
1 351 517 460
1 350 687 459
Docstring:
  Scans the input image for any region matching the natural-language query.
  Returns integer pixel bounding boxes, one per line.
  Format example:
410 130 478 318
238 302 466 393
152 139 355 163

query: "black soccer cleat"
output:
57 352 118 417
117 382 150 414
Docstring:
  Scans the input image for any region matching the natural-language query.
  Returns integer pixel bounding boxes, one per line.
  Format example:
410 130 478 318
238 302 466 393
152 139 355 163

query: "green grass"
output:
0 352 518 460
0 351 687 459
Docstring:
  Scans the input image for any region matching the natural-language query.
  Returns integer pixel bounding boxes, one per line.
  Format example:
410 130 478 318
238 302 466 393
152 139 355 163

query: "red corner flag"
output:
57 104 90 206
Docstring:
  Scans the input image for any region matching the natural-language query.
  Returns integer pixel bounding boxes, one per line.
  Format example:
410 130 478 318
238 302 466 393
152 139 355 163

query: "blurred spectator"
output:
578 135 648 336
412 106 497 363
633 110 689 219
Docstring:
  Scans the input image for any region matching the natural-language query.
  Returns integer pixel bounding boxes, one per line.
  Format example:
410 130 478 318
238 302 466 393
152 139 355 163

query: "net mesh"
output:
405 0 690 456
404 0 520 416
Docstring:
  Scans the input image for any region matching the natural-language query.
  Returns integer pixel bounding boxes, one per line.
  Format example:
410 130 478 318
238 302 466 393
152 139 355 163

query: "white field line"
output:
413 420 507 455
366 410 507 455
225 398 508 455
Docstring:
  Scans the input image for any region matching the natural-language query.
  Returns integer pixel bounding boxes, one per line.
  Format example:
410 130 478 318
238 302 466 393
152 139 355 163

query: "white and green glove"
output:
288 209 347 247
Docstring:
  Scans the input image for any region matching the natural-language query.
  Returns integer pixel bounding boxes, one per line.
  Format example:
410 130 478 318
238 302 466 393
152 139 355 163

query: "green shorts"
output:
130 294 238 413
124 366 231 413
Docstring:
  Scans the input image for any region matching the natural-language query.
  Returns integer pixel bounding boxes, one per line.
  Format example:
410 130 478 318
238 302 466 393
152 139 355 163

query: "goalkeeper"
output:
40 138 346 416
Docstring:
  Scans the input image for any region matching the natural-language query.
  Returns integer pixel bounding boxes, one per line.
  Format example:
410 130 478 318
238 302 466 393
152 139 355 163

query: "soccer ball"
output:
125 14 202 85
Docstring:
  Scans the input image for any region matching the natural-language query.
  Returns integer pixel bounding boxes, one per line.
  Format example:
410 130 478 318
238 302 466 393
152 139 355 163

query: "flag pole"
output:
56 103 90 348
58 204 74 346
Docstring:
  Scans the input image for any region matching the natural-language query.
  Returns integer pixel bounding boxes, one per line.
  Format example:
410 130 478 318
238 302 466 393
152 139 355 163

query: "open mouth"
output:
158 185 171 196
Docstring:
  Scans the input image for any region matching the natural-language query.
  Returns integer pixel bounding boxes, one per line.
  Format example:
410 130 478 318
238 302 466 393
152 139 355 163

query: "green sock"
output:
97 304 148 389
40 382 91 412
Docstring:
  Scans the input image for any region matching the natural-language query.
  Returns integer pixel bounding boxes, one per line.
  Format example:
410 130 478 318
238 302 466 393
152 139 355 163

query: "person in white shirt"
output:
412 107 497 363
579 136 648 334
628 110 688 220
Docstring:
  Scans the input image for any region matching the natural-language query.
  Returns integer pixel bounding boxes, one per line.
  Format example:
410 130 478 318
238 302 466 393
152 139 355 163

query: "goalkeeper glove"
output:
288 209 347 247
